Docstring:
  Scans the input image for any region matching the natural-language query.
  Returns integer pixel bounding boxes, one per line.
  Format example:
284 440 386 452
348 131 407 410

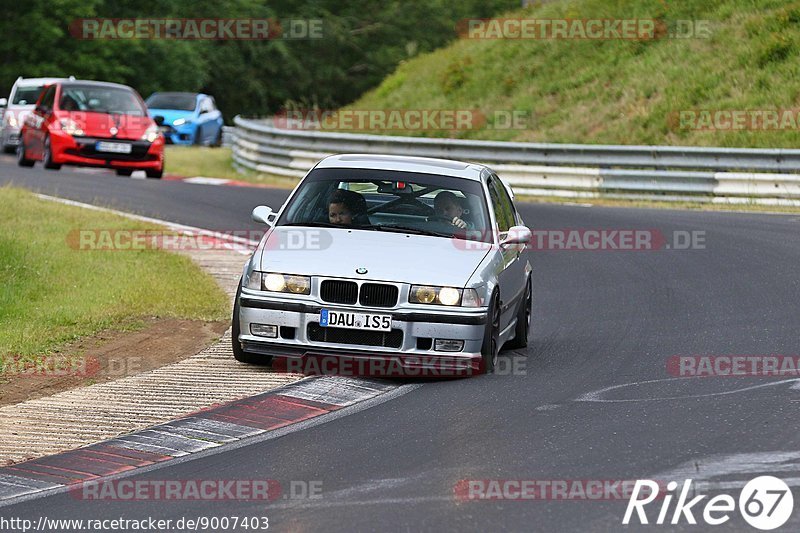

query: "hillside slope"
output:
343 0 800 148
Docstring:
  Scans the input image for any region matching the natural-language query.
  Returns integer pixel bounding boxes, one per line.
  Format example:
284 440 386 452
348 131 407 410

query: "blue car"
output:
145 92 224 146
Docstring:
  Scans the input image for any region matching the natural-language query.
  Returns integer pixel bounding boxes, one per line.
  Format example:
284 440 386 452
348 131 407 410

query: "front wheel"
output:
505 278 531 349
42 136 61 170
232 282 271 365
480 292 500 374
145 167 163 179
211 127 223 147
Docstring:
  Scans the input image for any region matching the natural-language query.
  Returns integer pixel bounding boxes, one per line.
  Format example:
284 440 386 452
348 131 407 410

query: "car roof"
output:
58 80 136 91
315 154 488 181
13 77 69 87
148 92 201 98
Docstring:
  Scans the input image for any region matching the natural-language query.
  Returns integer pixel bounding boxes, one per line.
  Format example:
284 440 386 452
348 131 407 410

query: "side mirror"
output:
0 98 7 108
500 225 532 247
35 105 49 115
153 115 165 126
252 205 276 226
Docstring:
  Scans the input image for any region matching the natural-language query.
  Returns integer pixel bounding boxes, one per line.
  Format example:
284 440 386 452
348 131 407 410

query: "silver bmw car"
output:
233 154 532 376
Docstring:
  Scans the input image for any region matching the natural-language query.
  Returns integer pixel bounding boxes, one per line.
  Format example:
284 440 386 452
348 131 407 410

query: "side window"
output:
40 86 56 110
494 176 518 227
487 178 514 232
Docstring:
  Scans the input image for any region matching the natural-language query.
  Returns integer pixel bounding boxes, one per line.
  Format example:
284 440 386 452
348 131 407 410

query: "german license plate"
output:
319 309 392 332
96 141 132 154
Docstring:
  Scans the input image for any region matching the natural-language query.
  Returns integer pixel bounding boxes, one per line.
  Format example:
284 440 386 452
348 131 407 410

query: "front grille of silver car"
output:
320 280 358 305
358 283 398 307
307 323 403 348
320 280 398 307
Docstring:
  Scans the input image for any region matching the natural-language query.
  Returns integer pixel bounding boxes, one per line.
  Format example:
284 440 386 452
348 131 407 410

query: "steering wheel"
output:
426 214 453 224
385 199 433 216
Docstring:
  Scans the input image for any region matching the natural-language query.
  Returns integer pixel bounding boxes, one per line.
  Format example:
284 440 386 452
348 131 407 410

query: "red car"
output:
18 80 164 178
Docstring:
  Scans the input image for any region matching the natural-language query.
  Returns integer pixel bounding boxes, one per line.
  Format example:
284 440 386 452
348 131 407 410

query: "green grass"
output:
343 0 800 148
164 146 299 188
0 186 229 361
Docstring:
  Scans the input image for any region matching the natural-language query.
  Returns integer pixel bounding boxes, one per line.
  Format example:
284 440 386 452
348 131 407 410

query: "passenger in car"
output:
433 191 472 229
328 189 369 226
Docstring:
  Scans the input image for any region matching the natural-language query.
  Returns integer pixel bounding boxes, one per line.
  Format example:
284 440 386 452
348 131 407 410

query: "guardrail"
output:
231 116 800 206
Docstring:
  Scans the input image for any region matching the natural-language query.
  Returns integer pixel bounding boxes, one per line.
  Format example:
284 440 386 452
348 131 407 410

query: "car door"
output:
487 174 526 335
197 97 215 143
27 85 56 157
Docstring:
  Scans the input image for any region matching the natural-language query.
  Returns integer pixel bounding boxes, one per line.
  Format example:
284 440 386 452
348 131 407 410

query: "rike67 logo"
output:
623 476 794 530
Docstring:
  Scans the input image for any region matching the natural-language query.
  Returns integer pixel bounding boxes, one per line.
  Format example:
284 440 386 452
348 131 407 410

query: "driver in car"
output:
328 189 369 226
434 191 472 229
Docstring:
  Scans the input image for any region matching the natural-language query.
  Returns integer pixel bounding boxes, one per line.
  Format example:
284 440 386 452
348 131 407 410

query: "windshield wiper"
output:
370 224 452 238
281 222 342 228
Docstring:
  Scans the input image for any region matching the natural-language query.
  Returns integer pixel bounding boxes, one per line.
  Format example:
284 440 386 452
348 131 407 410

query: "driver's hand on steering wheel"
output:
451 217 468 229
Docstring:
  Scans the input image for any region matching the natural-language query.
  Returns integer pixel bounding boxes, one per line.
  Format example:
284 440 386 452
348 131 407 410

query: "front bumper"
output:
159 124 195 145
237 289 487 377
1 126 21 147
51 132 163 170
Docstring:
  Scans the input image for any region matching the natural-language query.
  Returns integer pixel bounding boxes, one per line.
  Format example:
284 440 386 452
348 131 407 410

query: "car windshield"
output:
59 85 146 116
12 85 45 106
277 168 492 242
145 93 196 111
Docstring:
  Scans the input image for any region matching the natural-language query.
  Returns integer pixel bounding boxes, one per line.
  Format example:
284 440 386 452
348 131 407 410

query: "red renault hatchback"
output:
18 80 164 178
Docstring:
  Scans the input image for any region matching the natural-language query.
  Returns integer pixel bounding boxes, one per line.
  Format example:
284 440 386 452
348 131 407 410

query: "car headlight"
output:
410 285 473 306
4 114 17 127
254 272 311 295
173 118 189 126
141 124 160 143
58 118 84 136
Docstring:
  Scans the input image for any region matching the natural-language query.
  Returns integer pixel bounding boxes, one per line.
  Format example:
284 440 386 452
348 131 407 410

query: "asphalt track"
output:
2 158 800 532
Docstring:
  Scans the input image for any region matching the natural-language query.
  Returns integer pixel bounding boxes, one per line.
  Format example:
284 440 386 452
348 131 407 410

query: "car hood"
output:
61 111 153 140
258 226 491 286
147 109 194 125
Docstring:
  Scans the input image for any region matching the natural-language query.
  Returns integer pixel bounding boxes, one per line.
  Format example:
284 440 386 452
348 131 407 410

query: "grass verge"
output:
0 186 229 363
164 146 299 189
346 0 800 148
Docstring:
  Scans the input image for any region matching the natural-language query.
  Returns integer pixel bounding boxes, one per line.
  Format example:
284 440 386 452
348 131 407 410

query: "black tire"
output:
505 277 532 349
115 169 133 176
17 143 34 167
193 126 202 146
480 291 500 374
4 144 16 154
211 127 223 147
145 167 163 179
42 136 61 170
232 282 271 365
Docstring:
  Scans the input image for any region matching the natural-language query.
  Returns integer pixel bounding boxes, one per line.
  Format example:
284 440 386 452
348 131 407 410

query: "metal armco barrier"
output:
231 116 800 205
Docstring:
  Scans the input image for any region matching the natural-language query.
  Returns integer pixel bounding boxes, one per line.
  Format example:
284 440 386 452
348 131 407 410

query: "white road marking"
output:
35 193 259 255
652 451 800 490
574 377 800 403
183 176 233 185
